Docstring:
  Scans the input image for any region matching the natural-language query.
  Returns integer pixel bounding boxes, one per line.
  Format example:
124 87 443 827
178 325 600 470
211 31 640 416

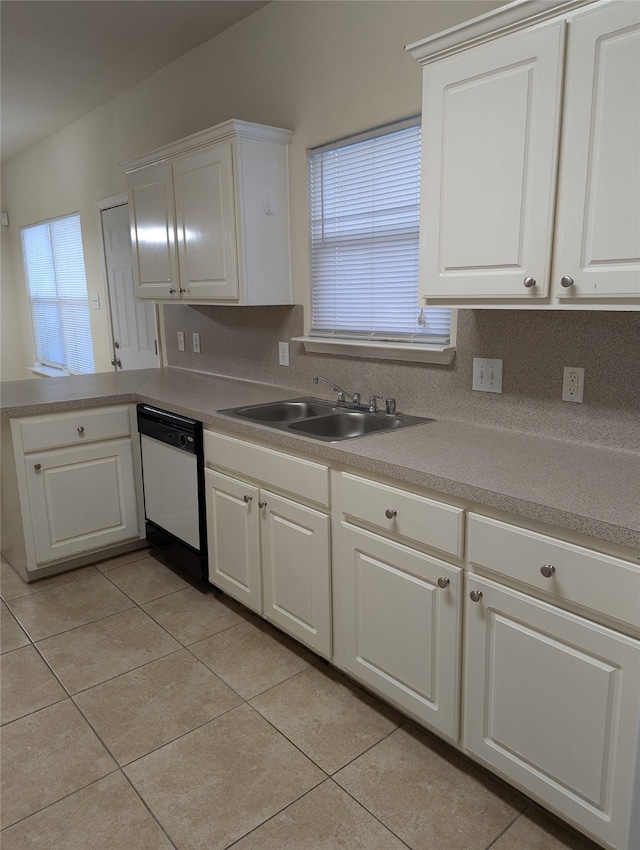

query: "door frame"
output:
96 193 164 368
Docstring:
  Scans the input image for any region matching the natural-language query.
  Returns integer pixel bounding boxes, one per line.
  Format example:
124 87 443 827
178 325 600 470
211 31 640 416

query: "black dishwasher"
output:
137 404 207 581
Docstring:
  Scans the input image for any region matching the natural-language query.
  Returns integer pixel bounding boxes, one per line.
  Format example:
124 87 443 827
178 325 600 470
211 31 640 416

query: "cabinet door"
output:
552 1 640 305
205 469 261 612
173 141 239 301
465 575 640 850
261 490 331 658
25 439 139 564
420 22 564 302
128 162 180 300
339 523 462 741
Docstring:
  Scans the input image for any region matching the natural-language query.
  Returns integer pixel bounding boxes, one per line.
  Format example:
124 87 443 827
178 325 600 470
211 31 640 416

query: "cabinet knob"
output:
385 509 397 519
34 463 42 471
540 564 556 578
560 276 574 288
169 288 177 294
110 358 122 368
243 495 252 504
437 577 450 589
469 590 483 603
258 500 267 509
77 426 85 435
523 276 536 288
179 288 187 294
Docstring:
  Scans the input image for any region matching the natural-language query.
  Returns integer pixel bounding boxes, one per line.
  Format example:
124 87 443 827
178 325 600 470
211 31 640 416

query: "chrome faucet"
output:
313 375 361 406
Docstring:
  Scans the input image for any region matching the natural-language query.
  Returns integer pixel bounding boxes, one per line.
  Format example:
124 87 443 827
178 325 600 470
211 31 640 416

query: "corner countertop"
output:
2 367 638 552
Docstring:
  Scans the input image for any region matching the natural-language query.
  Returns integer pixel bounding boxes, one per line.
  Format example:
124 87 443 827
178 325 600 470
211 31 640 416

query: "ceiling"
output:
0 0 270 163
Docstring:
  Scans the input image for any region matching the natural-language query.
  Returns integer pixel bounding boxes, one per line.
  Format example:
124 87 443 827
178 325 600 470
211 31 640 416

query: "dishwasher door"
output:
140 433 200 550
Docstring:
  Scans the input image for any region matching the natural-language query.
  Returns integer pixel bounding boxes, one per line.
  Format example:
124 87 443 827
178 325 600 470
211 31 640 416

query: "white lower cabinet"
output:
339 522 462 742
464 512 640 850
25 440 139 564
1 406 143 580
464 575 640 850
204 431 331 657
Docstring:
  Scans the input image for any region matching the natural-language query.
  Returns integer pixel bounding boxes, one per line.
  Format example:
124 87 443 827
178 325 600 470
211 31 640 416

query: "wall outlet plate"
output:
278 341 290 366
177 331 185 352
472 357 503 393
192 332 201 354
562 366 584 402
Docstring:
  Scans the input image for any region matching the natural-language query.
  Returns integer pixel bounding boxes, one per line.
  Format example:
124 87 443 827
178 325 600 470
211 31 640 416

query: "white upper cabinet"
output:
552 1 640 303
123 120 293 305
408 0 640 309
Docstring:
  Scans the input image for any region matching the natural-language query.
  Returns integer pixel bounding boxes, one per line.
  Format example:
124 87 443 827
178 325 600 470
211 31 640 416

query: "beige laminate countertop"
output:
2 367 638 552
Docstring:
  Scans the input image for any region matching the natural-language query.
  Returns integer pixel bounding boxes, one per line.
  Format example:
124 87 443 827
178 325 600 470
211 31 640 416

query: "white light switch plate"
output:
472 358 503 393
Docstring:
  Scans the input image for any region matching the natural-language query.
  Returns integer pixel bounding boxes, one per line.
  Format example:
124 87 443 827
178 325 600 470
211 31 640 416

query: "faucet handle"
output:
368 394 384 413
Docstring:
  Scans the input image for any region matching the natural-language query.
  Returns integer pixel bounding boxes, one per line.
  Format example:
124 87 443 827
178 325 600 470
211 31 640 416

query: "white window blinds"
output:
21 214 95 374
308 121 451 345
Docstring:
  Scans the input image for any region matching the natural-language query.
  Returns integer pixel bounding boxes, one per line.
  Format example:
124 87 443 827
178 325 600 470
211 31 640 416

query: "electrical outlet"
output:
90 293 100 310
562 366 584 402
192 332 201 354
278 341 290 366
472 357 503 393
177 331 185 352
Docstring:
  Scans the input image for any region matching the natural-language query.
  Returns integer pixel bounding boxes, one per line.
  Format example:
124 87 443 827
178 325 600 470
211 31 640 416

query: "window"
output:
302 119 453 363
21 214 95 374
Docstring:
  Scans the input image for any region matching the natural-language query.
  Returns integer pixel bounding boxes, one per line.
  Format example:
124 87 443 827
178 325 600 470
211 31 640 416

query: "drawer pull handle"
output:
560 275 574 288
385 509 397 519
523 276 536 288
437 577 450 589
77 426 85 435
469 590 483 603
243 495 252 504
34 463 42 471
258 500 267 509
169 288 177 294
540 564 556 578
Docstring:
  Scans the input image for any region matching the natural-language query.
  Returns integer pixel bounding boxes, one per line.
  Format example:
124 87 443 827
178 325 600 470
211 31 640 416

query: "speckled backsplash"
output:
163 304 640 451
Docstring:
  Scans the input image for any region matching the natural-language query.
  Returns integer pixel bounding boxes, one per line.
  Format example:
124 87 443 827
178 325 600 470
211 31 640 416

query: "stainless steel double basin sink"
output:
218 397 433 442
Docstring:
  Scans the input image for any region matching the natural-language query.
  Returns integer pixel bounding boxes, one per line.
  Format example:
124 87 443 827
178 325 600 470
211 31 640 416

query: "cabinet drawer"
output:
204 430 329 507
468 513 640 629
19 406 132 453
341 472 464 559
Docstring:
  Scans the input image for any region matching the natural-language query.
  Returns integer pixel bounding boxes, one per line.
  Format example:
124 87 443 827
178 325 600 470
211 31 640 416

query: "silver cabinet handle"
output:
523 276 536 288
77 426 85 435
560 276 574 288
385 509 397 519
437 577 450 589
469 590 483 602
540 564 556 578
258 500 267 509
34 463 42 471
243 495 252 504
179 288 187 294
110 358 122 368
169 288 177 294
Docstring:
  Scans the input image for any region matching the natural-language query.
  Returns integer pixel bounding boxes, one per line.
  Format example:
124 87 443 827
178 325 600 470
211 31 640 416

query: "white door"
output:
205 469 261 612
420 21 565 302
261 490 331 658
173 141 239 301
339 523 462 741
101 204 159 370
25 440 139 564
464 574 640 850
551 1 640 304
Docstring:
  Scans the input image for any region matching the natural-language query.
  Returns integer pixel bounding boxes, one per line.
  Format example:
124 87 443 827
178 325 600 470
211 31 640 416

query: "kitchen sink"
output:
218 397 433 441
226 399 333 422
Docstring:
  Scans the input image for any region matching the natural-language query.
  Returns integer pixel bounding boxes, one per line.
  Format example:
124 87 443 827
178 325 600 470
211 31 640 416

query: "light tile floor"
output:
1 551 602 850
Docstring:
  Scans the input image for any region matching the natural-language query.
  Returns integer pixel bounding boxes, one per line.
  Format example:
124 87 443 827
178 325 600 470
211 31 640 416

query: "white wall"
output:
0 0 502 380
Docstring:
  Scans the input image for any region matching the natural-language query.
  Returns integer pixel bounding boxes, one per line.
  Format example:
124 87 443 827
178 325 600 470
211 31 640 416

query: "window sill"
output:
28 365 73 378
293 336 456 364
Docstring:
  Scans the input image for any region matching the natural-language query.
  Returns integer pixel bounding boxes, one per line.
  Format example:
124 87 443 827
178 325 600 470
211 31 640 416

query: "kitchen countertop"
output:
2 367 639 552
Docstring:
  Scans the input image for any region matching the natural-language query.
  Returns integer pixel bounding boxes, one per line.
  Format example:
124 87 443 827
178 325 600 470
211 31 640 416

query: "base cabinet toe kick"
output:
204 429 639 850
